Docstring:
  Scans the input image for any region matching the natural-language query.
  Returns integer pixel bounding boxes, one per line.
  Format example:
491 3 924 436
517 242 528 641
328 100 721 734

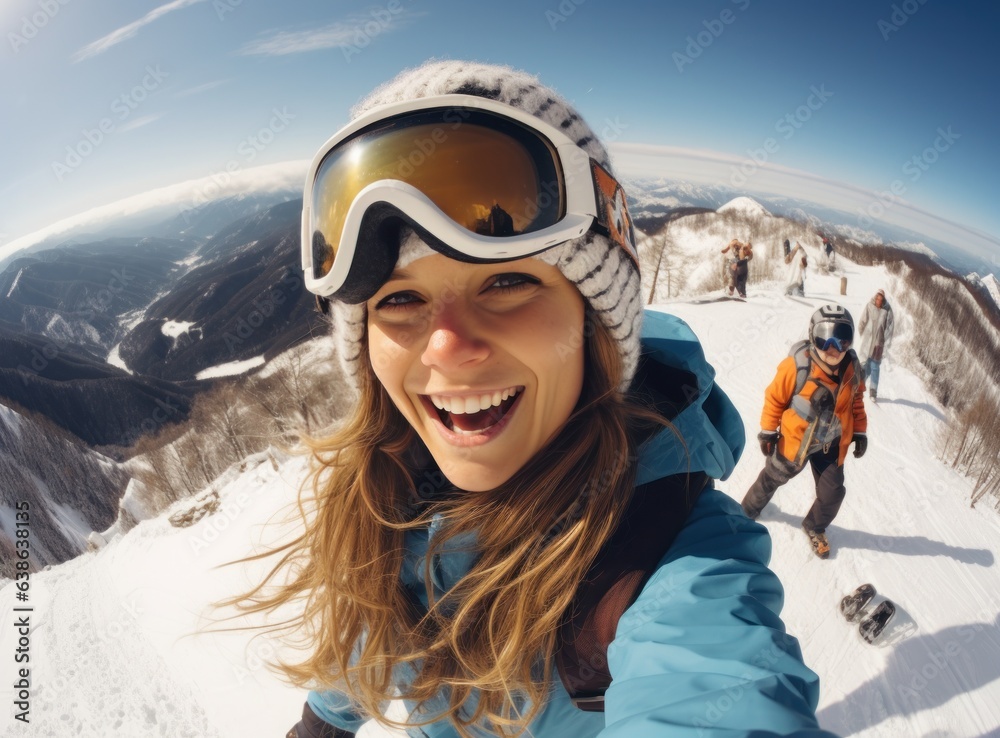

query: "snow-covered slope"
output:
659 261 1000 738
2 258 1000 737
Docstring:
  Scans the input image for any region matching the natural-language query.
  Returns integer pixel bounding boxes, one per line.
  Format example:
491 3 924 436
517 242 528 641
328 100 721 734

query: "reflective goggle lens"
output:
309 109 565 280
812 321 853 352
814 336 850 352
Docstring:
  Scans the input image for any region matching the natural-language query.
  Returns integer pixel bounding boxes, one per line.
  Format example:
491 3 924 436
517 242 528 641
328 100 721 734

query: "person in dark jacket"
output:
857 289 895 401
721 239 753 298
231 60 836 738
822 236 835 269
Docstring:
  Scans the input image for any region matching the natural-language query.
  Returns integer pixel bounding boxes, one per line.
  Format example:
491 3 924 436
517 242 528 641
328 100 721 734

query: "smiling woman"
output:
367 248 585 491
226 59 839 738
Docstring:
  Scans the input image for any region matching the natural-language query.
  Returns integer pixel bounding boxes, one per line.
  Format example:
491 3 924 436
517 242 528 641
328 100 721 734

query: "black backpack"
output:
555 353 712 711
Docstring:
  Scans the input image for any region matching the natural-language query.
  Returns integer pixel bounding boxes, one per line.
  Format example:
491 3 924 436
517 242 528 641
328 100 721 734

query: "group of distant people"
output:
721 234 837 300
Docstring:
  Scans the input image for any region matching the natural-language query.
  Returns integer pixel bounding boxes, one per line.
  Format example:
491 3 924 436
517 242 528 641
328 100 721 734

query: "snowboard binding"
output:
859 600 896 644
840 584 876 622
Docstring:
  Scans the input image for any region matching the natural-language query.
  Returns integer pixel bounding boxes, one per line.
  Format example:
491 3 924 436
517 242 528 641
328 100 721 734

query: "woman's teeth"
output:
430 387 520 415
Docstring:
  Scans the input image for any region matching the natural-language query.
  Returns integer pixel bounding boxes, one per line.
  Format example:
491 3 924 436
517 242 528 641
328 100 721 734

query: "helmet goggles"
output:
301 95 637 303
812 321 853 352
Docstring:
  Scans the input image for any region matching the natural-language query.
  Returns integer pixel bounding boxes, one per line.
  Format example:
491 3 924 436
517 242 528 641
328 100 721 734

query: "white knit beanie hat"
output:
329 60 643 393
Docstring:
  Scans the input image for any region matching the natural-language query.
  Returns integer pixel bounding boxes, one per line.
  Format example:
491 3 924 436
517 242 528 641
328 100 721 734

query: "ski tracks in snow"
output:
816 374 1000 737
2 553 220 738
662 272 1000 738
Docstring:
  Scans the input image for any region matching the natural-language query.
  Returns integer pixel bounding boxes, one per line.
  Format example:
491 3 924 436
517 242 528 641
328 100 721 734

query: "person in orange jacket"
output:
741 305 868 557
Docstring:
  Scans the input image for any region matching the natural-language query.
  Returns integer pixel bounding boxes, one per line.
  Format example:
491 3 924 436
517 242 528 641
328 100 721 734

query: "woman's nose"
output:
420 305 491 371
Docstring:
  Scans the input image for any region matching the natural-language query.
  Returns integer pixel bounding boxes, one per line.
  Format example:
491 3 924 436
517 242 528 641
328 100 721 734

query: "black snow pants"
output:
734 261 749 298
740 441 846 532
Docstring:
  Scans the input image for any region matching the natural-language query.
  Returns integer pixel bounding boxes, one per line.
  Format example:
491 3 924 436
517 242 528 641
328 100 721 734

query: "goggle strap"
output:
591 161 639 267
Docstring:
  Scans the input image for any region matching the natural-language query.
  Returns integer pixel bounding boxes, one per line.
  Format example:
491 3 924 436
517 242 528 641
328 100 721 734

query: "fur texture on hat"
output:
327 60 643 394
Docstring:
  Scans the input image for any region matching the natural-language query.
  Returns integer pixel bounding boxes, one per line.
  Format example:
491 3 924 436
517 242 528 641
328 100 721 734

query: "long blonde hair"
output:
230 309 670 737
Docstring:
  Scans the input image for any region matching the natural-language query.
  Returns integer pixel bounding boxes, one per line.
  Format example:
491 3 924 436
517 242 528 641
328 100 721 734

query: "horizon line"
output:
609 142 1000 262
2 148 996 272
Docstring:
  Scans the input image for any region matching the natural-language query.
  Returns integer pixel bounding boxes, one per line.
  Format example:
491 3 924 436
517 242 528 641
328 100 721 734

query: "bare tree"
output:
646 234 670 304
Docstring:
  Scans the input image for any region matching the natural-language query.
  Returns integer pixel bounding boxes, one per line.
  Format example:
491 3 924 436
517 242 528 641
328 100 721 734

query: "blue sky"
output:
1 0 998 266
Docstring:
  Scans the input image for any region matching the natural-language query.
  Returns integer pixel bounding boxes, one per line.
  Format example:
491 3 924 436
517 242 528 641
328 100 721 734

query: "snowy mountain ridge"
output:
982 273 1000 309
717 195 771 218
624 178 997 276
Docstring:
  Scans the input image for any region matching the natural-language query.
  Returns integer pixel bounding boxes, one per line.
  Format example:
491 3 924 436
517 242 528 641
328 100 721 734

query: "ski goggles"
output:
812 322 853 352
301 95 637 303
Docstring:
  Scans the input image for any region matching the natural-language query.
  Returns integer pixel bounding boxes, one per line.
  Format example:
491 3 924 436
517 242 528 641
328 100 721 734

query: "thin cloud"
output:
239 12 421 56
174 80 228 98
118 113 164 133
73 0 208 62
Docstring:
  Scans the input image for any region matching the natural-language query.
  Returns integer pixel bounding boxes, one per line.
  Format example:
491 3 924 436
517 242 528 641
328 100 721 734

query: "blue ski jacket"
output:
307 309 838 737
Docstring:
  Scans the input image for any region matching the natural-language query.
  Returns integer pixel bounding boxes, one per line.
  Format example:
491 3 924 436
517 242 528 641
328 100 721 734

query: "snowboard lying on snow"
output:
840 584 896 644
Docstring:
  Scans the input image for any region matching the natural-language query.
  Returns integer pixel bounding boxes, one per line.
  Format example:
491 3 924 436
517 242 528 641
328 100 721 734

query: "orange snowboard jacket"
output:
761 349 868 466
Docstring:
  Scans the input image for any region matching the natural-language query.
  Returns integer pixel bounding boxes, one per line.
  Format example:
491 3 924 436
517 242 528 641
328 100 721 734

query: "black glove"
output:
852 433 868 458
758 431 780 456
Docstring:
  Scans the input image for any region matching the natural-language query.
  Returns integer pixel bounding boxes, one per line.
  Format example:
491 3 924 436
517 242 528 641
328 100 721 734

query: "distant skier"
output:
784 244 807 297
741 305 868 558
721 239 753 298
822 235 835 269
858 289 895 402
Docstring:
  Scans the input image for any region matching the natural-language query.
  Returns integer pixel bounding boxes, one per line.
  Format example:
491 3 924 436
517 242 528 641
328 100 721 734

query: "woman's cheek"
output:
367 323 411 386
